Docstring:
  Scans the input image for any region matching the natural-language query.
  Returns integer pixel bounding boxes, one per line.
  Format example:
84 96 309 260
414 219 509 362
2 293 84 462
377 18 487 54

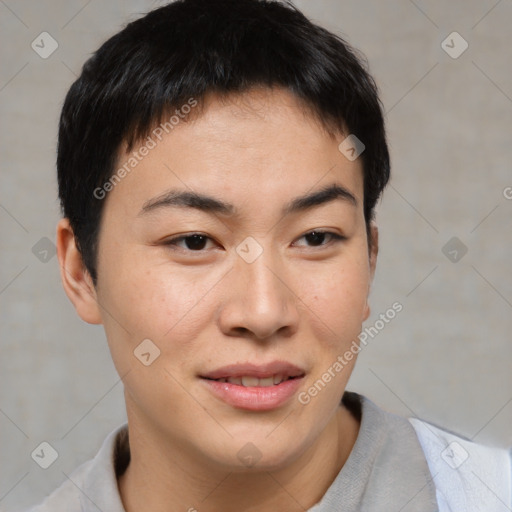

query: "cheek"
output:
297 258 370 340
97 268 218 417
96 258 212 368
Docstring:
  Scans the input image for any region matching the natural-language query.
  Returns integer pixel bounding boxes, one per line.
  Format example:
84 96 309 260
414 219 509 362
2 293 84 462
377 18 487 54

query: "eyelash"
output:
162 230 346 253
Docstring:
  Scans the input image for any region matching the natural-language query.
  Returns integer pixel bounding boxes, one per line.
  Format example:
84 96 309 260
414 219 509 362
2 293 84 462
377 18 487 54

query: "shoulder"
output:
22 458 93 511
409 417 512 512
22 423 128 512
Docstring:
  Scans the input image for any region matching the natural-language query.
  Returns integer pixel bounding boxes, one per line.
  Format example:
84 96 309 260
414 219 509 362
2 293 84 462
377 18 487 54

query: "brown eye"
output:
294 230 345 248
164 233 216 251
305 231 328 246
182 234 208 250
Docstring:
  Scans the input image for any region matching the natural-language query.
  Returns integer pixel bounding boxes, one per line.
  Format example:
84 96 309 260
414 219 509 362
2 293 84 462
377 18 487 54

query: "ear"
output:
362 223 379 322
56 218 102 324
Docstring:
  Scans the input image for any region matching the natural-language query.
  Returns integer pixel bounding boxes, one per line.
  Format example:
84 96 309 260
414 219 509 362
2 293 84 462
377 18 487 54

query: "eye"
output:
162 230 345 253
293 230 345 248
163 233 217 252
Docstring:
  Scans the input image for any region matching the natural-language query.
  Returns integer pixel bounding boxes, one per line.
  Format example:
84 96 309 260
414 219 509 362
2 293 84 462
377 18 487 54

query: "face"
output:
65 88 376 472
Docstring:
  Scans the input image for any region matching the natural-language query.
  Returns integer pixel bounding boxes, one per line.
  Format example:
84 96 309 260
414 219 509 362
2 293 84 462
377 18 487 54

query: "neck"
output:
118 404 359 512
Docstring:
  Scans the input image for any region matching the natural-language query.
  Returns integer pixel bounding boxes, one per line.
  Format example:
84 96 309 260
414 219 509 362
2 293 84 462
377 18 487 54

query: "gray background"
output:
1 0 511 509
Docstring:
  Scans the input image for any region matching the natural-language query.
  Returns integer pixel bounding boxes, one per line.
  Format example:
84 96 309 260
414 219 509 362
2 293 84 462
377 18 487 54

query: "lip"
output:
200 361 305 411
201 361 305 380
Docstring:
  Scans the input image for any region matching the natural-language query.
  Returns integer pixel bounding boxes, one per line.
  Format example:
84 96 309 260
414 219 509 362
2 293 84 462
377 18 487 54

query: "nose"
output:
217 248 300 341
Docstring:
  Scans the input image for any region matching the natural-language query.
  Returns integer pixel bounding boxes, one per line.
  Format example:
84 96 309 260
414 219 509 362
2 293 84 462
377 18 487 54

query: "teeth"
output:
259 377 274 387
241 376 259 387
273 374 284 385
214 375 294 387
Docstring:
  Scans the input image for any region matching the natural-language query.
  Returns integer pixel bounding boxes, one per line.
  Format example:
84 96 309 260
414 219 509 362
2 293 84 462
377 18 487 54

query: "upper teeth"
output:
215 374 290 387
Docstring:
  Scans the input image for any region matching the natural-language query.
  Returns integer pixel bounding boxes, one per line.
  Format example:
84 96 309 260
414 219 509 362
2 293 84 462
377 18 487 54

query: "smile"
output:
205 375 299 387
200 361 306 411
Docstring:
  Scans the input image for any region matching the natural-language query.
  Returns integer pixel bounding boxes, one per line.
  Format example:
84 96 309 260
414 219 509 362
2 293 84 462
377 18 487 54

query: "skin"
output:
57 87 378 512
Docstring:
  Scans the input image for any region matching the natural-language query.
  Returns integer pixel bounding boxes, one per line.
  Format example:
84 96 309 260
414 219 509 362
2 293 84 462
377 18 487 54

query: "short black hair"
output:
57 0 390 283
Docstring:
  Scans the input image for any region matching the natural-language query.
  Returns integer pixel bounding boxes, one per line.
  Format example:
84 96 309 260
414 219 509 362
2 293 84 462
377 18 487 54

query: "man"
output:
27 0 511 510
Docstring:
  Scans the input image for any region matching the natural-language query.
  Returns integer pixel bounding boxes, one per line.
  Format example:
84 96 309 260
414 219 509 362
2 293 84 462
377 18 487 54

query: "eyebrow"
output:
139 183 357 218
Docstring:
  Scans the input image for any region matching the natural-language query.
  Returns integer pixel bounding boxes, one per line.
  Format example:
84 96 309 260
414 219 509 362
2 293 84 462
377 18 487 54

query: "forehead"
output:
106 88 364 221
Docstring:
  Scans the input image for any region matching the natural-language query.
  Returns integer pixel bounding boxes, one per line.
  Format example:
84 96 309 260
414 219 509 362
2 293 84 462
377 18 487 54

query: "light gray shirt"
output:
24 392 512 511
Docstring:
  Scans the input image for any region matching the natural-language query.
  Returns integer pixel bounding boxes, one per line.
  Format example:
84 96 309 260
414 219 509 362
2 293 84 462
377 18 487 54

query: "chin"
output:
203 432 311 474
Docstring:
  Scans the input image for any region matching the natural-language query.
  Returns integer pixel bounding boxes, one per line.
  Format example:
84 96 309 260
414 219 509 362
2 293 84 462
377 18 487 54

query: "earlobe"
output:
363 301 371 322
363 223 379 322
56 218 102 325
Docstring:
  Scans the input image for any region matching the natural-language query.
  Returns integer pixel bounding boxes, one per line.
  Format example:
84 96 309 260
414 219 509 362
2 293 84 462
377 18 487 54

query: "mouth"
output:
202 374 302 387
199 361 305 411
